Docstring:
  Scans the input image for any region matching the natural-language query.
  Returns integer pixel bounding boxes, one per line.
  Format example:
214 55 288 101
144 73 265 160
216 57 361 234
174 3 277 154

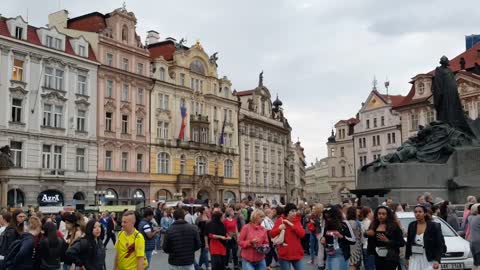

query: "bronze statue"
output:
0 146 14 170
432 56 474 137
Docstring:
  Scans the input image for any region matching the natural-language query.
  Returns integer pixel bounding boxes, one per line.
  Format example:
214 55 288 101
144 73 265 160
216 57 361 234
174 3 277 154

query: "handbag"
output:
271 218 285 246
245 224 270 254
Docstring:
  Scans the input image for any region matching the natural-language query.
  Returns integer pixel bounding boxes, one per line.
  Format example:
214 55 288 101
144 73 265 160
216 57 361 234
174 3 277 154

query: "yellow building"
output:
147 33 240 204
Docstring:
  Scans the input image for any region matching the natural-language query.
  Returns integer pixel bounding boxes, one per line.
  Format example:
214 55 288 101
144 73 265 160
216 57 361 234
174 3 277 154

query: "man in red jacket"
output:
270 203 306 270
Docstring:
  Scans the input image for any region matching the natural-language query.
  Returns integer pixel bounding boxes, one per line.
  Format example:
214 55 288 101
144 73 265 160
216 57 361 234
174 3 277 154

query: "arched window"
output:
189 59 205 75
121 25 128 42
418 82 425 95
180 154 186 174
73 192 85 201
224 159 233 178
158 152 170 174
223 190 236 204
159 67 165 81
157 189 172 201
7 189 25 207
196 156 207 175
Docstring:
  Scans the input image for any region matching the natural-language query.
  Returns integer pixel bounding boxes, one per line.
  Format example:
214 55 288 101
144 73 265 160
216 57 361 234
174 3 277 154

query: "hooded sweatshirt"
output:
270 214 305 261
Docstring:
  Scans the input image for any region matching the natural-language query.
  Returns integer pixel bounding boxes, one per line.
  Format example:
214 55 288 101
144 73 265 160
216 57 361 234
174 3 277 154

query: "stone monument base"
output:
354 147 480 206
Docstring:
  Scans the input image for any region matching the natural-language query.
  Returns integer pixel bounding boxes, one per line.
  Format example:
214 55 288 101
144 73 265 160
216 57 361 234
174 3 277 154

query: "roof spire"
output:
259 70 264 87
372 75 378 91
122 1 127 10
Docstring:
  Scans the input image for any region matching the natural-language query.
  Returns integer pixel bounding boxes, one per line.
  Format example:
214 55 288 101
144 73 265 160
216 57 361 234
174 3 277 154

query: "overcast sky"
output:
3 0 479 163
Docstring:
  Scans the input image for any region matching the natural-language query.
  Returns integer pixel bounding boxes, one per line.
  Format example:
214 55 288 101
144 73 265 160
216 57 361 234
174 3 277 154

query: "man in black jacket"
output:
162 208 201 269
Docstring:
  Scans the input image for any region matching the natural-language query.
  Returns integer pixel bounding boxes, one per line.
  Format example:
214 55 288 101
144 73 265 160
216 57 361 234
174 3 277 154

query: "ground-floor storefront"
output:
240 185 287 205
96 179 150 208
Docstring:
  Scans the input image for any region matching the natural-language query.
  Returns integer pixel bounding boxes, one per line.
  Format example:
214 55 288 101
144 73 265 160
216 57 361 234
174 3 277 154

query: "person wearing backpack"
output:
7 216 41 270
138 208 160 269
0 209 26 260
38 222 67 270
66 219 106 270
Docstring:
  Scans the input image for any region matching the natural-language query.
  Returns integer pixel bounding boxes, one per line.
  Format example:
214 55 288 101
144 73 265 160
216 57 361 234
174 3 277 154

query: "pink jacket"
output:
238 223 269 262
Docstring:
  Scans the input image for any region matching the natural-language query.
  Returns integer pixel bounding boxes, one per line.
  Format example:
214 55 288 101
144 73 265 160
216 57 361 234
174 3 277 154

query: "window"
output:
193 128 200 142
106 53 113 66
121 115 128 134
137 63 144 75
366 119 370 129
331 167 336 177
106 80 113 98
255 171 260 185
418 82 425 95
54 105 63 128
15 26 23 39
46 35 53 47
54 38 62 50
105 151 112 171
55 69 64 90
387 133 391 144
200 128 208 143
261 101 265 115
263 148 267 163
362 138 366 148
180 155 186 174
372 136 376 146
381 116 385 126
159 67 165 81
373 118 377 128
263 172 268 186
376 135 380 146
137 88 144 105
53 146 62 170
44 67 54 88
255 147 260 161
158 121 169 139
12 59 24 81
43 104 52 126
392 133 396 144
10 141 22 168
271 173 276 185
330 147 335 157
122 25 128 42
196 156 207 175
358 138 362 148
121 152 128 172
122 84 129 101
224 159 233 178
245 170 250 182
271 150 275 164
341 166 346 177
136 118 143 136
244 144 250 161
363 156 367 166
76 148 85 172
78 45 86 57
136 154 143 173
410 113 419 130
214 107 218 121
340 147 345 157
77 74 87 95
426 110 434 124
157 94 169 110
77 110 86 131
42 145 51 169
123 58 129 71
180 73 185 86
228 110 233 123
11 98 22 123
105 112 113 131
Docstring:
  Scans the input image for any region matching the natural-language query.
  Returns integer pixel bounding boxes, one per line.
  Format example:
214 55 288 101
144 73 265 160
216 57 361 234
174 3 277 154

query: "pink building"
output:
66 8 153 206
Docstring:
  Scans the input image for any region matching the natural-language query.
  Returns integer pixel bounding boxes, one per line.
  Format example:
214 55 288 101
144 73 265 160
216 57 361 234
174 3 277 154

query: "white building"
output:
288 141 306 204
0 15 98 208
353 88 404 177
305 158 330 203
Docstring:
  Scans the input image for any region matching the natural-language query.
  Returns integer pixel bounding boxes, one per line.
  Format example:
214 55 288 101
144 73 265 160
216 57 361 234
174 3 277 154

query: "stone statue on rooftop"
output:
209 52 219 67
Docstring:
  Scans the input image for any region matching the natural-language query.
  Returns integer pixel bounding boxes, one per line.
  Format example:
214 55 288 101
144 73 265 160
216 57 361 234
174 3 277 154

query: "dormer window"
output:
418 82 425 95
78 45 86 57
15 27 23 39
45 35 62 50
54 38 62 50
122 25 128 42
46 36 53 47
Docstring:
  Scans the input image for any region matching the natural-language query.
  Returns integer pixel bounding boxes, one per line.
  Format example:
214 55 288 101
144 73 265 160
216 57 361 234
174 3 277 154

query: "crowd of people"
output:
0 192 477 270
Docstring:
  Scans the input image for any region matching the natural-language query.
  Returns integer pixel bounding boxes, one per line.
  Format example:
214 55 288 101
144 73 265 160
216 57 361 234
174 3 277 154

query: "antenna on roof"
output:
384 77 390 96
372 75 378 91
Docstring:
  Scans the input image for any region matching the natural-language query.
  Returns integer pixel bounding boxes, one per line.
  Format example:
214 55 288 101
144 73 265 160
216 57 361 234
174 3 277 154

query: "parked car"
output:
396 212 474 270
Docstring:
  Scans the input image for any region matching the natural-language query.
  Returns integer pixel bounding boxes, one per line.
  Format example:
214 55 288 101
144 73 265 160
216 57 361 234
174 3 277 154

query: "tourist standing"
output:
63 213 83 270
206 211 230 270
0 211 11 235
9 216 41 270
162 208 201 270
238 209 269 270
161 208 174 233
224 208 239 269
261 208 279 270
195 207 210 270
66 219 106 270
366 206 405 270
113 211 146 270
155 203 164 252
406 205 444 270
138 208 160 269
320 206 355 270
38 222 67 269
468 204 480 270
104 212 117 247
270 203 305 270
360 207 375 270
346 207 362 270
1 209 26 257
307 205 322 265
99 212 108 241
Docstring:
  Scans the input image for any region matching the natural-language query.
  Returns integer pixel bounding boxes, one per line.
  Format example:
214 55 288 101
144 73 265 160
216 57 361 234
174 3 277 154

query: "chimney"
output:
146 30 160 45
48 10 68 29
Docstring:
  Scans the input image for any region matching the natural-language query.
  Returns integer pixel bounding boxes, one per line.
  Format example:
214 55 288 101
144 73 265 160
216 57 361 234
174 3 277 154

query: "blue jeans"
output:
156 233 162 250
309 233 318 261
326 248 348 270
363 249 376 270
242 259 266 270
197 247 209 269
279 259 304 270
146 250 153 270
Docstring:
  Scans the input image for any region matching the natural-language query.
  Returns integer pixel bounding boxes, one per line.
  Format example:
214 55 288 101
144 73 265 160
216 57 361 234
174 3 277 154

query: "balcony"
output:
190 114 209 123
43 169 65 177
176 174 224 187
177 140 237 155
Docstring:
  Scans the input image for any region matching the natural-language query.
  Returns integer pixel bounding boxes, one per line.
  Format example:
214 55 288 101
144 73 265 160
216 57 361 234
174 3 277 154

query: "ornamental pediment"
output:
75 99 90 110
136 106 146 117
41 91 67 103
9 86 28 98
104 100 116 111
43 57 67 67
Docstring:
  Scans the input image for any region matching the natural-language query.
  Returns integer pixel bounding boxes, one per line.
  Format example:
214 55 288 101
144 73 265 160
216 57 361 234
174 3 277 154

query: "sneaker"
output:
152 250 158 255
308 260 315 264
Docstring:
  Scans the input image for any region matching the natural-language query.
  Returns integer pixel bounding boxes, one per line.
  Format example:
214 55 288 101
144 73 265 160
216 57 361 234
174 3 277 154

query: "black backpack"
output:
1 239 22 270
0 228 18 257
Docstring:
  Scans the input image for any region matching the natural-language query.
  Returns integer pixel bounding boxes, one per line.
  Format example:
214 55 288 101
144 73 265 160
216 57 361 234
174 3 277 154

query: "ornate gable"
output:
41 91 67 105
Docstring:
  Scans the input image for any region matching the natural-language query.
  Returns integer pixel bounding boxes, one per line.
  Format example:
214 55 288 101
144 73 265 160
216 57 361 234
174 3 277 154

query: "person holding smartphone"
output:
366 206 405 270
406 205 445 270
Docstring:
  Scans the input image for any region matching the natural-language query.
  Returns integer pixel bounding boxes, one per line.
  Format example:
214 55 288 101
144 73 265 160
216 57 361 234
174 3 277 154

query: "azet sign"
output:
37 190 64 206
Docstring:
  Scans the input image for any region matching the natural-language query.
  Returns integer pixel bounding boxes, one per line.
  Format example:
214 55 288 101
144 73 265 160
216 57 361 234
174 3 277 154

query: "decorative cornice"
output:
41 91 67 102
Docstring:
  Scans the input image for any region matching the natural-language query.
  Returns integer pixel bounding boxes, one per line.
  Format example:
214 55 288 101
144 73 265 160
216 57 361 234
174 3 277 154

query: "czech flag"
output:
178 104 187 140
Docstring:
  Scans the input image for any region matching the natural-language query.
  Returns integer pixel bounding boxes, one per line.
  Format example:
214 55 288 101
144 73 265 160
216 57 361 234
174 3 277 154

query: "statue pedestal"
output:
354 147 480 205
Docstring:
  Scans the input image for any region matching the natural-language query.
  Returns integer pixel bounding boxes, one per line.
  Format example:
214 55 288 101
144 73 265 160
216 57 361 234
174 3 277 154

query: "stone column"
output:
1 178 8 207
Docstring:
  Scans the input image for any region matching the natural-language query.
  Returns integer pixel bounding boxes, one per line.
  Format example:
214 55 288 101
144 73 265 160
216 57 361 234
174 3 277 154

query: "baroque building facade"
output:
288 141 306 204
305 158 329 203
236 78 291 204
0 15 98 208
147 33 240 204
55 8 153 206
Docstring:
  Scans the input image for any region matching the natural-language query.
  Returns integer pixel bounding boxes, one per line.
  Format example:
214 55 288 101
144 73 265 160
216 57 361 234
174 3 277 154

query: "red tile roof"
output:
0 17 97 62
371 90 405 106
336 117 359 126
147 40 176 61
447 41 480 72
234 90 255 97
67 12 107 33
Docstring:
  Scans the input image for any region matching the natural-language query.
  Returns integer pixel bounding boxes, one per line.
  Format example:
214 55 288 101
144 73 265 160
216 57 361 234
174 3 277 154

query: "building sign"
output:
37 190 64 206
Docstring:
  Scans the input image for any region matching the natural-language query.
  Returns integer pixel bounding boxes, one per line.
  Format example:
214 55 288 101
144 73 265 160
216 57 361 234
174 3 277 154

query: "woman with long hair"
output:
360 207 375 270
367 206 405 270
320 205 355 270
66 219 106 270
38 222 67 269
406 205 445 270
2 209 26 254
224 207 239 269
62 213 83 270
10 216 42 270
195 207 210 270
346 207 362 270
238 209 269 270
206 210 230 270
